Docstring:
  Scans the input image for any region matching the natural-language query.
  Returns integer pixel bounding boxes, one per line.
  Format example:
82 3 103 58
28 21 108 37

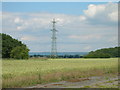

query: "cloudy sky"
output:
2 2 118 52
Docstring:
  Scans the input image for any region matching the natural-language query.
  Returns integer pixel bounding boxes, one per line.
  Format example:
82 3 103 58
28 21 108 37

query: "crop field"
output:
2 58 118 88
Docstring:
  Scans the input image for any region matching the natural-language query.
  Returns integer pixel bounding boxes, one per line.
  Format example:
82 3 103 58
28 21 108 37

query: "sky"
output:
2 2 118 52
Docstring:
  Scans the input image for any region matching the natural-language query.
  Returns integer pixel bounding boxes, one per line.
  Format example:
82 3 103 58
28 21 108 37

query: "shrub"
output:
1 33 28 58
10 46 29 59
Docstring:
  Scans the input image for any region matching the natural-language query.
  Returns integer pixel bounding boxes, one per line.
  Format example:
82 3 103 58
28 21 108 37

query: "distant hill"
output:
84 47 120 58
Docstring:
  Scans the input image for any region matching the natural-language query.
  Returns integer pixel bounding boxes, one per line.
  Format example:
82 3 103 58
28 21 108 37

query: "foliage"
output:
10 46 29 59
1 33 29 59
84 47 120 58
30 54 83 58
0 34 2 58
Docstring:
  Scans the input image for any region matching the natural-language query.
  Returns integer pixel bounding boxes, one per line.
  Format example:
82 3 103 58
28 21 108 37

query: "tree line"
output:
84 47 120 58
30 54 84 58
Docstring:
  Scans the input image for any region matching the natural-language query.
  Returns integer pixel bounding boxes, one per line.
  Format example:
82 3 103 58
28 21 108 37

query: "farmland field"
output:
2 58 118 88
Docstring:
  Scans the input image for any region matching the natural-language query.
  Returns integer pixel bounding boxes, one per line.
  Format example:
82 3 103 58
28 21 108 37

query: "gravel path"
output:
27 75 118 88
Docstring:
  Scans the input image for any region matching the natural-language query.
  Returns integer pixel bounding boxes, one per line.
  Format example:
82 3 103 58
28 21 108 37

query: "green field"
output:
2 58 118 88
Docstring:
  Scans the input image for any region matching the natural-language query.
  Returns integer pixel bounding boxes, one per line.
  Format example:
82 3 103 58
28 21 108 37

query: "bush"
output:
10 46 29 59
84 52 111 58
1 33 28 58
83 47 120 58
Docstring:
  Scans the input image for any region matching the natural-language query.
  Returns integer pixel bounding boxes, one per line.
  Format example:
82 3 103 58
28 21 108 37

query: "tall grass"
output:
2 58 118 88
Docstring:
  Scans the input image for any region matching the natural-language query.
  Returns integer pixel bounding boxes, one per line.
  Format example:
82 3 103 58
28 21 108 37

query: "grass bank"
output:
2 58 118 88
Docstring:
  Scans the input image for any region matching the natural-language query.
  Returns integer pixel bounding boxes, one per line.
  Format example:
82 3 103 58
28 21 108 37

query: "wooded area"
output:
1 33 29 59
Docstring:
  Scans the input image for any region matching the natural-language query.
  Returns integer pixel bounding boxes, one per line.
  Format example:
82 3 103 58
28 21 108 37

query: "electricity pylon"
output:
51 18 57 58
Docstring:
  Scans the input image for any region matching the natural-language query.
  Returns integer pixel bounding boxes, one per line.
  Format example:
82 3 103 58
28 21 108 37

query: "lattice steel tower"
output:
51 18 57 58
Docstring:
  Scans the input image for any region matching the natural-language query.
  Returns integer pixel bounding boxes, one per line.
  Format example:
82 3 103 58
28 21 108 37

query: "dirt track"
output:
27 75 118 88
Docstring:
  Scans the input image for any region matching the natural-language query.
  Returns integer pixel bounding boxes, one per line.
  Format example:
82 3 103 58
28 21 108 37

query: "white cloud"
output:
2 3 118 52
21 36 38 41
84 4 105 18
83 3 118 23
20 35 50 44
108 36 118 43
14 17 23 23
79 15 86 21
2 3 118 32
69 34 102 40
16 26 22 30
108 11 118 22
84 46 92 50
3 12 78 32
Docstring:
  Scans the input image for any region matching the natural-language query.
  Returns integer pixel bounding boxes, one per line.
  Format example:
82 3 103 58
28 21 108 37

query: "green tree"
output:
10 46 29 59
1 33 29 59
0 33 2 58
84 46 120 58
